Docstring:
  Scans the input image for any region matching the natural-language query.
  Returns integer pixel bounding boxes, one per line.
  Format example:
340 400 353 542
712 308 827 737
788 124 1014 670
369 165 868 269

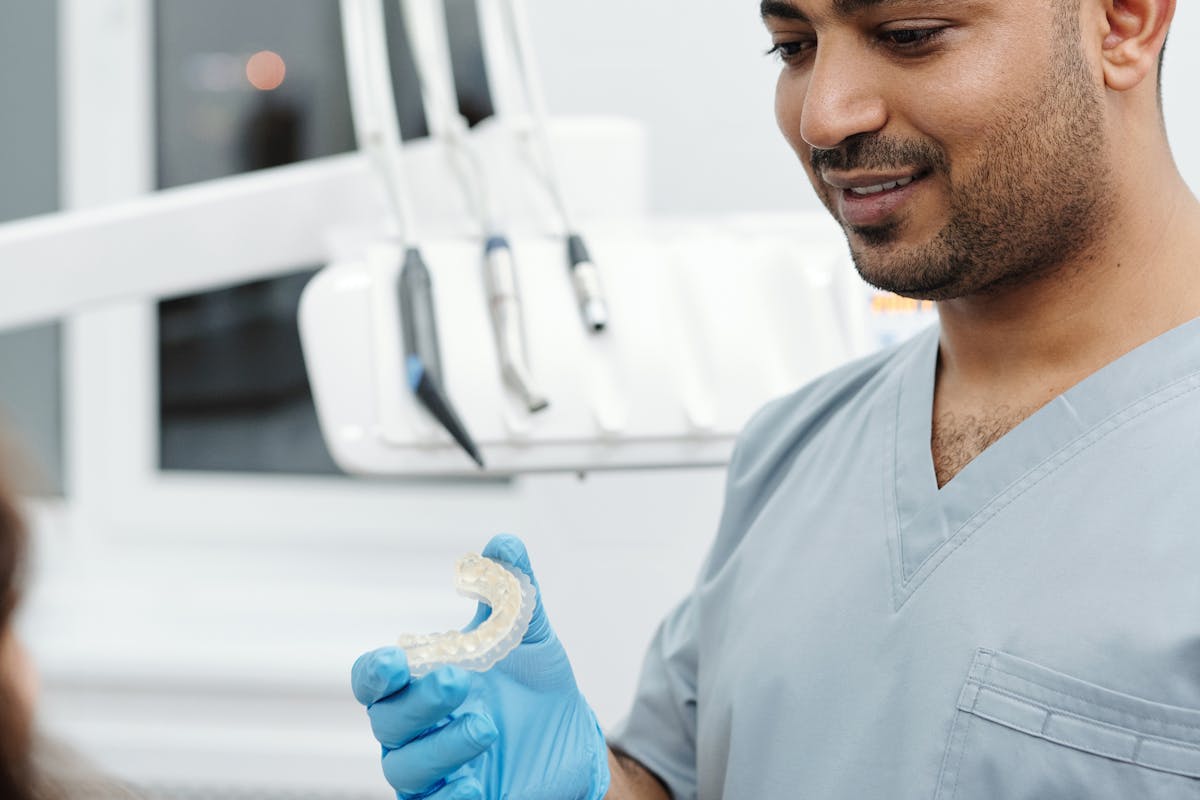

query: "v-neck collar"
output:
883 316 1200 610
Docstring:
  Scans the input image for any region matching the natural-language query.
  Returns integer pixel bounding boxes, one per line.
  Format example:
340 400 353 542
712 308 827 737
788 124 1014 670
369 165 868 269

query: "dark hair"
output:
1158 34 1168 101
0 455 35 799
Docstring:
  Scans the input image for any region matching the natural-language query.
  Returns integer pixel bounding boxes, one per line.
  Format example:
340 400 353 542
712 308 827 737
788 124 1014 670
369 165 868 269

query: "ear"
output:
1100 0 1174 92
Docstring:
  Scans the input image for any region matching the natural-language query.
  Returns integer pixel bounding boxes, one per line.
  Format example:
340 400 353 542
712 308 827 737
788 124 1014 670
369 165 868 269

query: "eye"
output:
765 39 815 65
880 27 946 49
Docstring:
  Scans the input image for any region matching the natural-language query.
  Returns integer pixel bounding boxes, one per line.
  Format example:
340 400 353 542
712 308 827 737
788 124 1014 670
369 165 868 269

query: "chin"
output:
847 221 903 249
849 247 962 302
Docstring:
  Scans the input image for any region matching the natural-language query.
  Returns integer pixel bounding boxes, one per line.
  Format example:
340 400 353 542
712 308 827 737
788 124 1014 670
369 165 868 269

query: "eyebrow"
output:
760 0 810 22
760 0 922 23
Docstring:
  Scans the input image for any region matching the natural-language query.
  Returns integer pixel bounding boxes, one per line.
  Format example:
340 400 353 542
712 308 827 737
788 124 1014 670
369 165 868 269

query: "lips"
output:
827 170 929 229
848 175 916 196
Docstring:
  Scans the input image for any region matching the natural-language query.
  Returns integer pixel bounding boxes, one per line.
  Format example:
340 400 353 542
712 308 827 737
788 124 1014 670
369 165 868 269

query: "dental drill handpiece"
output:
498 0 610 334
396 0 549 414
484 236 549 412
566 233 607 332
399 247 486 468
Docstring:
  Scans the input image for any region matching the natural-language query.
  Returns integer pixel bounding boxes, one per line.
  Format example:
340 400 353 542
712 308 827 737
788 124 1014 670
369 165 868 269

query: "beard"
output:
810 21 1115 301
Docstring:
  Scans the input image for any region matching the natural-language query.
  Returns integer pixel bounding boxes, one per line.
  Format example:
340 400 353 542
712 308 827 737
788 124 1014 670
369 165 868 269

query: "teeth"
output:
849 176 916 196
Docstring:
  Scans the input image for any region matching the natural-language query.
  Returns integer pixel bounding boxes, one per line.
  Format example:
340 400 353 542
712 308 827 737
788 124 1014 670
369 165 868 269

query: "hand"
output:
352 535 611 799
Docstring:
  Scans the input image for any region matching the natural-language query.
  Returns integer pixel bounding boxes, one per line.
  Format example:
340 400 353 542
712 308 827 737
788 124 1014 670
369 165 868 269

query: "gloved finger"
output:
352 646 411 706
368 667 472 748
463 595 491 633
382 713 498 796
417 776 484 800
479 534 552 644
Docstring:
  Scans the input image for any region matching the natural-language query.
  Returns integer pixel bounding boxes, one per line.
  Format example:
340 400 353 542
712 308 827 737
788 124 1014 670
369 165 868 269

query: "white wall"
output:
530 1 809 215
1164 2 1200 194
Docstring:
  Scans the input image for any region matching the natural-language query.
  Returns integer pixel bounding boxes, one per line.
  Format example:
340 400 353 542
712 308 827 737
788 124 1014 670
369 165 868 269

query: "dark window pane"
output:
158 270 339 474
383 1 433 140
0 3 59 219
445 0 495 126
0 1 63 496
0 324 64 495
154 0 442 188
157 0 353 187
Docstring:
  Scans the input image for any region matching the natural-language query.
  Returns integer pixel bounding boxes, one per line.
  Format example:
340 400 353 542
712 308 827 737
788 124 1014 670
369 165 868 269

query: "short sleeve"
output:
606 344 904 798
605 396 786 799
607 591 700 799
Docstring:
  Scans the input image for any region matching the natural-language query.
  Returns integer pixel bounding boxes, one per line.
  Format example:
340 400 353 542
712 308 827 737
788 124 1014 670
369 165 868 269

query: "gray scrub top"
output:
610 320 1200 799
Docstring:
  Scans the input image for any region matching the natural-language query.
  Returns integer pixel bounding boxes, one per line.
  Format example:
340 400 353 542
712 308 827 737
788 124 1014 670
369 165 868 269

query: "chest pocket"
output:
934 649 1200 800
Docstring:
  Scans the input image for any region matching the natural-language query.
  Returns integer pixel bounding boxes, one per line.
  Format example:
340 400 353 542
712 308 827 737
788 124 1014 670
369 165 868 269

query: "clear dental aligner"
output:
398 554 536 678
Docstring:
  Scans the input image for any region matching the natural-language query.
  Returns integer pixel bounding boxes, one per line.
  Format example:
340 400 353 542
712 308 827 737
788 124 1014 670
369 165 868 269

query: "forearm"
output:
604 747 671 800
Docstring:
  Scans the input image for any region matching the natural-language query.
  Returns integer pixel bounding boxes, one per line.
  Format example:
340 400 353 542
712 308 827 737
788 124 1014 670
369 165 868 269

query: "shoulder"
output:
701 330 930 576
730 331 926 483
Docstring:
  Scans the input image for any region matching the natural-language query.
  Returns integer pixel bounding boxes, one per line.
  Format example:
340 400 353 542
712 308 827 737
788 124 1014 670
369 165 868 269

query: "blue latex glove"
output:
352 535 611 800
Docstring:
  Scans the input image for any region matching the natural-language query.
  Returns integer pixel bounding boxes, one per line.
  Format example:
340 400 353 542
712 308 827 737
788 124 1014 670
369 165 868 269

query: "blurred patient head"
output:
0 449 37 799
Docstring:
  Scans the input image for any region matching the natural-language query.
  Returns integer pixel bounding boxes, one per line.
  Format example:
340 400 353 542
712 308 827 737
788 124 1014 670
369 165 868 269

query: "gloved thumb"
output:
464 534 553 645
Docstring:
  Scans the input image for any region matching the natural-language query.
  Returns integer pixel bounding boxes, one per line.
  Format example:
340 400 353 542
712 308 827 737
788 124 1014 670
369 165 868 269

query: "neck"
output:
935 165 1200 399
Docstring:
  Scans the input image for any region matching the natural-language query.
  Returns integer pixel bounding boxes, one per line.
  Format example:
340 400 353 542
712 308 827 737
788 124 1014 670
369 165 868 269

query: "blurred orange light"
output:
246 50 286 91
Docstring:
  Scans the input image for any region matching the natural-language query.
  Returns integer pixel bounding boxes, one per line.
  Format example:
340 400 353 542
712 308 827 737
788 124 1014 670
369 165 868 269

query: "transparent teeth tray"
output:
398 554 536 678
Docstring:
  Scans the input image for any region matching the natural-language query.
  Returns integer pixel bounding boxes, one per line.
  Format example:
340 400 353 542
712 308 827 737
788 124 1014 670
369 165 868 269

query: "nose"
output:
792 40 888 150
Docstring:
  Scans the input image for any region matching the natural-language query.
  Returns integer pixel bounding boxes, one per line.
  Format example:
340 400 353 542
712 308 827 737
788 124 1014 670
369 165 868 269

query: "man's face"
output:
764 0 1115 301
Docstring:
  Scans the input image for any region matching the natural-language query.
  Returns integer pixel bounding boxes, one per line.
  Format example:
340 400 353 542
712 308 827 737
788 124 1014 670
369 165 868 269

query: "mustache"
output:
810 134 948 175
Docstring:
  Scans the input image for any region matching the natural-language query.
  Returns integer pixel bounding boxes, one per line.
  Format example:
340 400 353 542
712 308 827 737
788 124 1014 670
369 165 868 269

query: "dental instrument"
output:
339 0 485 467
496 0 610 334
399 0 549 414
483 234 549 412
397 552 536 677
400 248 485 467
